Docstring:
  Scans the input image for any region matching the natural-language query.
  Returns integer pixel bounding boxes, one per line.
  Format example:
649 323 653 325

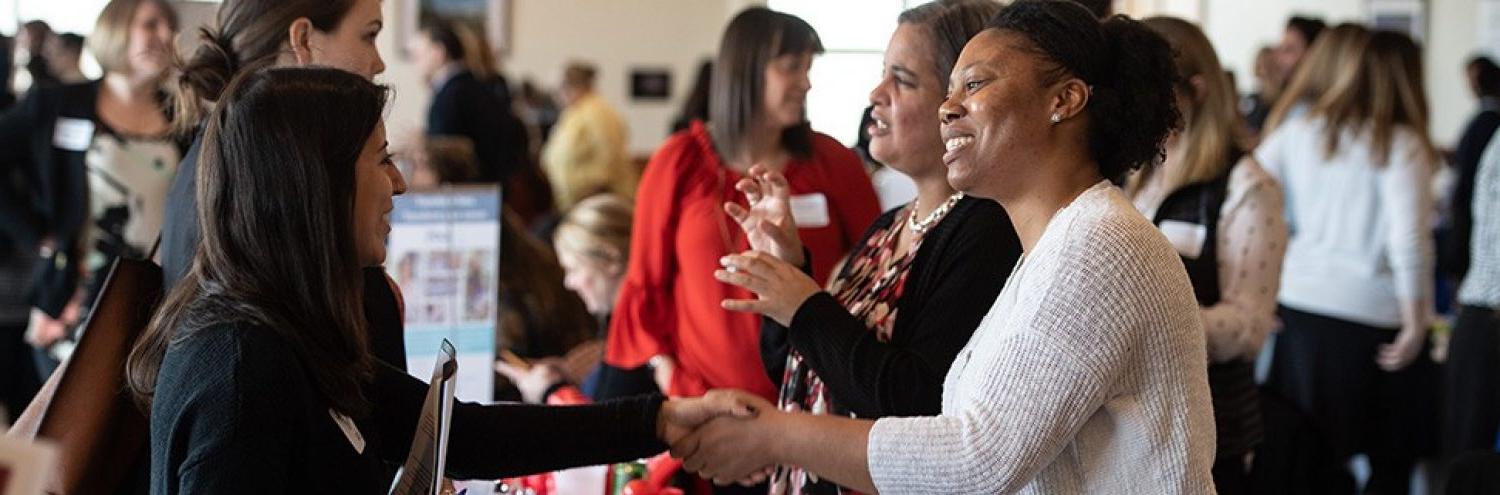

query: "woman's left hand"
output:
715 250 821 326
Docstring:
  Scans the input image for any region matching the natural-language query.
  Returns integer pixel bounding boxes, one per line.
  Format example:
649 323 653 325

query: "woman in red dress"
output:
606 7 880 401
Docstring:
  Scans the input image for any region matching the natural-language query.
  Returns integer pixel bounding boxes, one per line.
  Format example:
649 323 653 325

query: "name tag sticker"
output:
1159 220 1208 259
52 118 94 152
789 193 830 228
329 409 366 454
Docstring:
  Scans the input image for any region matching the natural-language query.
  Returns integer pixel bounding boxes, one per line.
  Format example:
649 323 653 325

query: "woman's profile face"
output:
126 0 176 80
302 0 386 79
557 246 621 315
405 33 448 81
353 122 407 266
940 29 1056 200
868 22 946 177
762 51 814 129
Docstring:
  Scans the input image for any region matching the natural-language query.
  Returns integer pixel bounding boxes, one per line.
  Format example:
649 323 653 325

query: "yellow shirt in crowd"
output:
541 92 637 210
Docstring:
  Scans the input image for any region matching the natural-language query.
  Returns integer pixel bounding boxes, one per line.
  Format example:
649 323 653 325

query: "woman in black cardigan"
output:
130 67 752 493
714 2 1020 492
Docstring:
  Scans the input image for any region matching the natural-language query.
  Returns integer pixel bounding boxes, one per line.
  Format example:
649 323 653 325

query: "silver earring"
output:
1050 113 1062 124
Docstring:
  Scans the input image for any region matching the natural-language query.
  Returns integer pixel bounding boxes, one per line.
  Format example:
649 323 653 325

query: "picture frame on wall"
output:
630 69 672 101
1368 0 1426 43
400 0 512 60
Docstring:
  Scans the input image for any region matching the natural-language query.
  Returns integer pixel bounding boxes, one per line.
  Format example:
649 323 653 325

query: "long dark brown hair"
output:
709 7 823 162
173 0 359 134
129 67 388 417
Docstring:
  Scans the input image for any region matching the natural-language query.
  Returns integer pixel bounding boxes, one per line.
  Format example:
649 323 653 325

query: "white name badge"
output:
329 409 366 454
52 118 95 152
1159 220 1208 260
789 193 830 228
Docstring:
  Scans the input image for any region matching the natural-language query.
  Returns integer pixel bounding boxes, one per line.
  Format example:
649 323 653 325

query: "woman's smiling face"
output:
939 28 1061 200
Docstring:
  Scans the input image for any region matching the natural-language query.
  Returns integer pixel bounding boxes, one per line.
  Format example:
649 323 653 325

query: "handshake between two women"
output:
656 389 874 491
656 389 784 487
501 163 877 491
501 357 875 491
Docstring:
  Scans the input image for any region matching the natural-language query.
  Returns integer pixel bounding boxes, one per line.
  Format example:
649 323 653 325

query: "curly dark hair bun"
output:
988 0 1182 182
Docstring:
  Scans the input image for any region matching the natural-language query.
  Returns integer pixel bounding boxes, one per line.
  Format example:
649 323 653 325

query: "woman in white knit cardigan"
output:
670 1 1218 493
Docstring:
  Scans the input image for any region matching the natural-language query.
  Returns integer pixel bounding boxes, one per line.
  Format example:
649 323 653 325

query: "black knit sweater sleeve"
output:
366 362 667 479
759 245 838 387
780 198 1020 417
152 320 668 491
762 219 888 387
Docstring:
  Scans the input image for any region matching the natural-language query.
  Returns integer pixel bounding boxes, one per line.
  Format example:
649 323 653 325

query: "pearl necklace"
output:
906 192 965 235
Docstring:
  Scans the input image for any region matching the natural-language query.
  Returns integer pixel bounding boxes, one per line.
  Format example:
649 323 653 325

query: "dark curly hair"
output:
988 0 1181 183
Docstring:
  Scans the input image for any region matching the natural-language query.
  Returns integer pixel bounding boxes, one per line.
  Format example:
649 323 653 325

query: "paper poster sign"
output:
388 186 500 405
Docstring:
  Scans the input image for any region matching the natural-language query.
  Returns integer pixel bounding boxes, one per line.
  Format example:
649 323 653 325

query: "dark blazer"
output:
0 81 98 271
0 80 184 316
427 70 528 183
0 36 14 112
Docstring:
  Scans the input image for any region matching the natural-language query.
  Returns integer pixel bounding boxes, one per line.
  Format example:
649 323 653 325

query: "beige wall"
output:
379 0 744 156
1427 0 1483 147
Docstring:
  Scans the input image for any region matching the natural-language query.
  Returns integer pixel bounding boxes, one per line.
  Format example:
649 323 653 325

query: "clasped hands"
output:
500 363 791 486
657 389 789 486
716 164 823 326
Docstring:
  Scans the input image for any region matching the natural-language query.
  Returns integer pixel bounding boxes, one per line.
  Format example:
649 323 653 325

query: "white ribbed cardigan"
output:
866 182 1217 494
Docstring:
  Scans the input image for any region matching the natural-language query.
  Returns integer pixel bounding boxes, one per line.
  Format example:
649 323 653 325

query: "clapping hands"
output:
725 164 805 267
658 389 784 486
715 250 823 326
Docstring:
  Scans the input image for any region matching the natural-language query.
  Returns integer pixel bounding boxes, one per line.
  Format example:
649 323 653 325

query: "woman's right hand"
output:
1376 324 1427 372
27 291 82 349
1378 299 1431 372
26 308 68 348
724 164 804 266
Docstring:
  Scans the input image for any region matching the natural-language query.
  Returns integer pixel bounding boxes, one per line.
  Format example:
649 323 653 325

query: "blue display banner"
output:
387 186 501 404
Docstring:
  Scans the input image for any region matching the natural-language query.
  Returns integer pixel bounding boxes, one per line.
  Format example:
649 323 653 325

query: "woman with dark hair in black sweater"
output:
131 67 756 494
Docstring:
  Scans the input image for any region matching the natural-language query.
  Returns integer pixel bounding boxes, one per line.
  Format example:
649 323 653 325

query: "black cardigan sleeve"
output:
759 246 821 387
366 362 667 480
0 88 41 249
779 199 1019 418
759 317 790 388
